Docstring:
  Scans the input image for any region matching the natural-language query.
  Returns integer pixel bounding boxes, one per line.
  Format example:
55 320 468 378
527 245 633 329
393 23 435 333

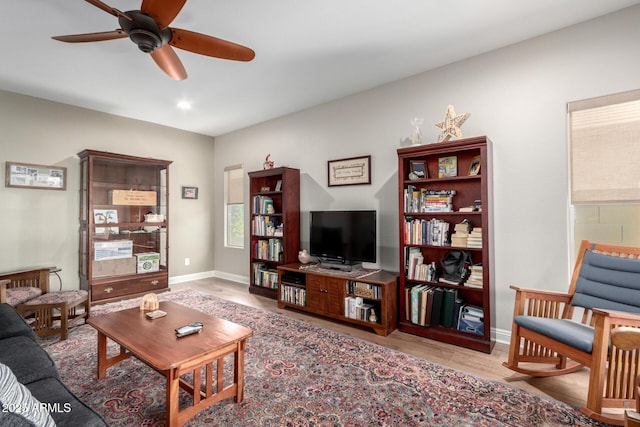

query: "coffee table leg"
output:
234 340 247 403
97 331 107 379
166 369 180 427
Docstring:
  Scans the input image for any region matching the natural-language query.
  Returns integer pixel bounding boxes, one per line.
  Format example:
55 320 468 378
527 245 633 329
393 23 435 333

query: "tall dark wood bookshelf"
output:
248 167 300 299
396 136 494 353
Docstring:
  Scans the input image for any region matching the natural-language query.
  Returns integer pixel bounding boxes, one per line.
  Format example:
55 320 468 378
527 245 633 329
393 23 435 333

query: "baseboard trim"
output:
169 270 249 286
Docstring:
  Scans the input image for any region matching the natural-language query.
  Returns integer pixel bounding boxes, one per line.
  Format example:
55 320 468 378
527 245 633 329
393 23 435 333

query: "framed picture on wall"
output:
5 161 67 190
182 186 198 199
328 155 371 187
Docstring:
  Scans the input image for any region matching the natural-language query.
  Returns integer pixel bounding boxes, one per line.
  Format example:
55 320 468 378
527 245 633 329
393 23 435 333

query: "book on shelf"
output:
440 288 457 328
429 287 444 326
458 206 477 212
438 156 457 178
252 195 275 214
450 220 471 248
466 264 483 288
467 227 483 248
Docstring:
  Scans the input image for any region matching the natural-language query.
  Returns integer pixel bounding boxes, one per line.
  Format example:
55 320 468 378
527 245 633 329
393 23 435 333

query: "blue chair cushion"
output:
573 250 640 313
514 315 595 354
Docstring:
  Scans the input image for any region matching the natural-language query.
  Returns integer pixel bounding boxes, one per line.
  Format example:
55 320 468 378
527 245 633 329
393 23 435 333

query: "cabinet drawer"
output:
92 274 168 301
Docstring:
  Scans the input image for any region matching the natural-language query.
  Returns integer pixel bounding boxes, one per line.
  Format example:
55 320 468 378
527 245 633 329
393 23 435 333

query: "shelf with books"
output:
277 264 398 336
248 167 300 299
397 136 494 353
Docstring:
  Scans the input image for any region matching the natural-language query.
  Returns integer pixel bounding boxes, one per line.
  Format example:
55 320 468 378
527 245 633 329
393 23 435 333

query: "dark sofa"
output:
0 303 107 426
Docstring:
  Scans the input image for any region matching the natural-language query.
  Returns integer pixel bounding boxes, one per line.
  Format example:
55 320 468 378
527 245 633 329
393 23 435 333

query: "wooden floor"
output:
172 277 590 409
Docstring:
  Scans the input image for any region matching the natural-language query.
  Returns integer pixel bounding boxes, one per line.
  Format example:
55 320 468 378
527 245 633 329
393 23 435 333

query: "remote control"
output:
175 322 204 337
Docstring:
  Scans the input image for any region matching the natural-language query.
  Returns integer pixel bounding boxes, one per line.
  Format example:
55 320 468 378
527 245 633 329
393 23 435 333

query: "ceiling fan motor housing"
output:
119 11 171 53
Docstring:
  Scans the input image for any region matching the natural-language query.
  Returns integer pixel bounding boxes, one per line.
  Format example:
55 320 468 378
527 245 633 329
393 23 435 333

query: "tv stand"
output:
278 263 398 336
318 259 362 272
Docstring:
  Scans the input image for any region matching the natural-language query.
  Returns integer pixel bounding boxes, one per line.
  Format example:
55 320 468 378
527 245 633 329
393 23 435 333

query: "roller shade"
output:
569 89 640 203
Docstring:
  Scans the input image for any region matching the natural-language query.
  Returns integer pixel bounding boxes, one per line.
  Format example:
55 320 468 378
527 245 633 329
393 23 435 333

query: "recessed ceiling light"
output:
177 100 191 110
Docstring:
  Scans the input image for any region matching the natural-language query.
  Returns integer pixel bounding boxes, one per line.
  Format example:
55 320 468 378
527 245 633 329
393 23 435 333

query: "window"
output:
225 165 244 248
568 89 640 259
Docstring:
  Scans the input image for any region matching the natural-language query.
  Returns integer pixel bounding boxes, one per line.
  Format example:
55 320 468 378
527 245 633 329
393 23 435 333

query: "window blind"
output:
569 89 640 203
225 165 244 204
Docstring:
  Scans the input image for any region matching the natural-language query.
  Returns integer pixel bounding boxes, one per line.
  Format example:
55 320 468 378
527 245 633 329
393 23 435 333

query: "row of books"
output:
280 284 306 305
253 238 283 261
404 217 450 246
404 187 456 213
251 195 275 215
405 285 485 335
405 247 438 281
405 285 460 328
251 215 283 237
252 263 278 289
347 280 382 299
344 296 376 322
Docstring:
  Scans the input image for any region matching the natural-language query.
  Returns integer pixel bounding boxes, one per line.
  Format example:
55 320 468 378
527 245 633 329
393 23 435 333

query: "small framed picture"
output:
274 180 283 191
468 156 481 176
182 186 198 199
409 160 427 179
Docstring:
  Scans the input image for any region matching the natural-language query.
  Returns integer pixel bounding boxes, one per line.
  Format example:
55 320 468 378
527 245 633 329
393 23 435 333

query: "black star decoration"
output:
435 105 470 142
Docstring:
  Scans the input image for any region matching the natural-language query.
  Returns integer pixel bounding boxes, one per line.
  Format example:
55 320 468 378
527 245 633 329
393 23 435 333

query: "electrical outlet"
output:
184 258 190 266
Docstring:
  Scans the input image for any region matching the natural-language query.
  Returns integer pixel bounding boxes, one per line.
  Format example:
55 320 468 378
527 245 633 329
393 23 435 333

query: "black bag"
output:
440 250 472 284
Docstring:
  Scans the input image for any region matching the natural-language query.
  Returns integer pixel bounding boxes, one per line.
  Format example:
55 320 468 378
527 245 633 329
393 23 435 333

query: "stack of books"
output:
467 227 483 248
450 220 471 247
466 264 483 288
403 187 456 213
405 248 438 281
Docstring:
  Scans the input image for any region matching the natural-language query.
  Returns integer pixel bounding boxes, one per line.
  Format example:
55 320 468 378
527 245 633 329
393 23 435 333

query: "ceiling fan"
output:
52 0 255 80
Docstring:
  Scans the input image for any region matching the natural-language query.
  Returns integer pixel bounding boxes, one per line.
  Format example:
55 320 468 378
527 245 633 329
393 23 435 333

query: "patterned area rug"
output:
41 289 607 427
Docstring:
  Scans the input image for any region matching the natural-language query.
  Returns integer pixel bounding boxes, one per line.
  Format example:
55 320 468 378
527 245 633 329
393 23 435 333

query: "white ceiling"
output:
1 0 638 137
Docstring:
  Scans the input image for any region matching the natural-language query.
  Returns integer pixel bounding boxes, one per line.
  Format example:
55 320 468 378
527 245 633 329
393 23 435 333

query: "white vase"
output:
298 250 311 264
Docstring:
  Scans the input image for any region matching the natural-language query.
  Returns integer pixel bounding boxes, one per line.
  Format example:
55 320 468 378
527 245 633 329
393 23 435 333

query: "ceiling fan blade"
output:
151 45 187 80
141 0 186 29
84 0 132 21
169 28 255 62
52 30 127 43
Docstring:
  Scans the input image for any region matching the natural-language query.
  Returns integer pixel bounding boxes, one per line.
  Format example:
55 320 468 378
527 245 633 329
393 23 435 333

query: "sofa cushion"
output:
28 377 109 427
0 336 58 384
0 362 56 427
0 304 36 341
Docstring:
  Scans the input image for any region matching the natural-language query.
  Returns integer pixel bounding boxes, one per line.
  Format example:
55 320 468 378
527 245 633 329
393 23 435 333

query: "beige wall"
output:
0 91 216 288
213 5 640 338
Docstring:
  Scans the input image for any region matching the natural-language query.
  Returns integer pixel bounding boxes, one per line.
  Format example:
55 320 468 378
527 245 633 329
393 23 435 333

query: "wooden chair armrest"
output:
0 280 8 304
593 308 640 324
509 285 572 302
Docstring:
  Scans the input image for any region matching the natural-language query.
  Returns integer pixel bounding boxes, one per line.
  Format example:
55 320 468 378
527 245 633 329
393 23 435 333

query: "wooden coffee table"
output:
87 301 253 427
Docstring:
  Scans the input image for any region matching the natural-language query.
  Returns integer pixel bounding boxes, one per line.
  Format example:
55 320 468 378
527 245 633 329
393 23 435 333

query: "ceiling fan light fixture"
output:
129 29 162 53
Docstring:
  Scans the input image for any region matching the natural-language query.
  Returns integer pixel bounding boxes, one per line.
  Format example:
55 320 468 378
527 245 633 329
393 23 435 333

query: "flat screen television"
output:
309 210 376 271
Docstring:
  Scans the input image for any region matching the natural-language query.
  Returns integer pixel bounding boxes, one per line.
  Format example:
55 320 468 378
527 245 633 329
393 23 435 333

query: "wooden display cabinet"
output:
248 167 300 299
78 150 171 304
397 136 495 353
277 263 398 336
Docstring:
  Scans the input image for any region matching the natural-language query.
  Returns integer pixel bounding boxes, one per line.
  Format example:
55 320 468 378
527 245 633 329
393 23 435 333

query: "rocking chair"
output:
503 240 640 425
